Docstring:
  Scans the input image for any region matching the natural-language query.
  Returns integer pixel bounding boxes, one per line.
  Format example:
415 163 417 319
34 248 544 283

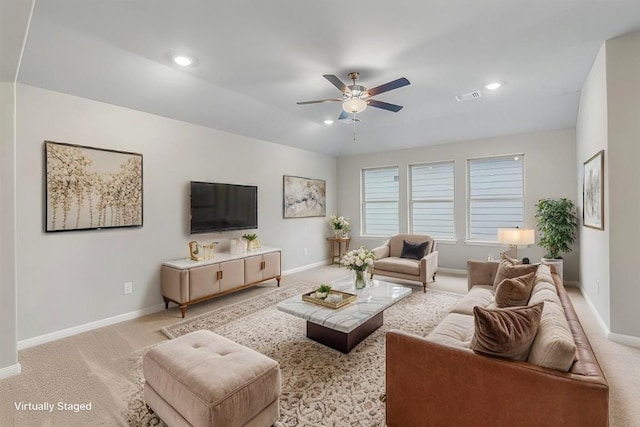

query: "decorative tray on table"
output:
302 290 357 309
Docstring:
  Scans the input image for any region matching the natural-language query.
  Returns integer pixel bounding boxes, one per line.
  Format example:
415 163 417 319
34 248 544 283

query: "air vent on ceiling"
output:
455 91 482 102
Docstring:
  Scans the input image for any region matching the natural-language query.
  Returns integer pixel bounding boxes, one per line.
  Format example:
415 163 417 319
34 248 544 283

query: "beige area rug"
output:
121 283 462 426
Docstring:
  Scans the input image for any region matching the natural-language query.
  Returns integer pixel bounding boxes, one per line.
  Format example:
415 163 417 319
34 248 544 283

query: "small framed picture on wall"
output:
583 150 604 230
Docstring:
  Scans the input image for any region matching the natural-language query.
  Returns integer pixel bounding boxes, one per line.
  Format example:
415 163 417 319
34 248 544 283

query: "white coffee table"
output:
276 278 411 353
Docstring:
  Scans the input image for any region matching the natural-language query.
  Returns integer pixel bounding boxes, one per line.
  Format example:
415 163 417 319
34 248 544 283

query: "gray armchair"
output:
370 234 438 292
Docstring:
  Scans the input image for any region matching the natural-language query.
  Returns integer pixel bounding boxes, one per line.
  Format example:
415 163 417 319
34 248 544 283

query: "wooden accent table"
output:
327 237 351 265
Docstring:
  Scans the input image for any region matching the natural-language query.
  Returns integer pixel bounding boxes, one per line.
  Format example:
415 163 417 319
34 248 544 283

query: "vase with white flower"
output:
341 246 376 289
329 215 350 238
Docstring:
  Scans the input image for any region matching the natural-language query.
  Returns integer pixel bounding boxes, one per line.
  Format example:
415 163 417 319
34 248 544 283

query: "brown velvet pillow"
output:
494 271 536 307
492 259 538 290
471 302 544 361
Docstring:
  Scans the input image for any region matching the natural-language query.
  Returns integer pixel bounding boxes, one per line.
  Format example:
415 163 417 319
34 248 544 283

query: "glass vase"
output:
354 270 367 289
334 229 342 238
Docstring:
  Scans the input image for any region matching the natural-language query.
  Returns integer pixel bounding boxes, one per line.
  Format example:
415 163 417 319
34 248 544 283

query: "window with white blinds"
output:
467 155 524 242
362 167 399 236
410 162 455 239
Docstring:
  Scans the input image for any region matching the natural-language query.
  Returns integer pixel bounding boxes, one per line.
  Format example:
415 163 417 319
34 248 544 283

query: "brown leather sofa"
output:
385 260 609 427
370 234 438 292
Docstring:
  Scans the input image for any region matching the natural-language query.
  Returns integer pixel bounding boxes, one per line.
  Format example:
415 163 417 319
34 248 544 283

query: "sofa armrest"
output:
372 245 390 259
419 251 438 282
466 260 499 290
386 330 608 427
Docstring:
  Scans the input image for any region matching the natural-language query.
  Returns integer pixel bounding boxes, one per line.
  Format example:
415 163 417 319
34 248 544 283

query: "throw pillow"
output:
500 253 521 265
494 271 536 307
492 259 538 290
471 302 544 361
400 240 429 260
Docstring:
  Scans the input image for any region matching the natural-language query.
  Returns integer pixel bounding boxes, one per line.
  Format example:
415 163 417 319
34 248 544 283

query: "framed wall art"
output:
583 149 604 230
45 141 143 232
283 175 326 218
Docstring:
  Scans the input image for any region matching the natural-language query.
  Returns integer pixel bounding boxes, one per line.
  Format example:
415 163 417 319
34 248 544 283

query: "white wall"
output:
576 45 610 327
0 82 20 376
15 84 336 340
337 129 578 279
605 32 640 338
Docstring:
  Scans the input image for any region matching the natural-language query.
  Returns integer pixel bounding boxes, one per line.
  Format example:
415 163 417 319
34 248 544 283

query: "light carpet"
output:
121 282 462 426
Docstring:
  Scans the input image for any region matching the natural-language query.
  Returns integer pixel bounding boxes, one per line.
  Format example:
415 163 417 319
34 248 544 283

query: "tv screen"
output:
190 181 258 233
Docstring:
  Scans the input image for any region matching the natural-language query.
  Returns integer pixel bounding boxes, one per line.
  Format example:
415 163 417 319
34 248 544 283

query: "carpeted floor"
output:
123 282 462 426
1 265 639 426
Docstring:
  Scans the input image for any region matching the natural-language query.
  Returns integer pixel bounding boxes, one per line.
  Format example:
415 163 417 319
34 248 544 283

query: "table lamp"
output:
498 227 535 261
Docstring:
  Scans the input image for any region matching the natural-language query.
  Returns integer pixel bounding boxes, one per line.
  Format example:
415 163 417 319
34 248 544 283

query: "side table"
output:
327 237 351 266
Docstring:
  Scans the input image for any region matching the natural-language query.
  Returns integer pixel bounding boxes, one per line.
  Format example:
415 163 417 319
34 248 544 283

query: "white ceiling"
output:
8 0 640 156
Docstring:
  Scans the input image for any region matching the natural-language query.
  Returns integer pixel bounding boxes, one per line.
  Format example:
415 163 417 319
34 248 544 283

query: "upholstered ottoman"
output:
143 330 281 427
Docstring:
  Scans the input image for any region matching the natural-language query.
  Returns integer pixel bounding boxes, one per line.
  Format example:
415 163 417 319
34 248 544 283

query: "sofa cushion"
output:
400 240 429 260
373 257 420 276
492 259 538 290
450 285 494 316
471 302 544 361
426 313 475 351
527 296 577 371
494 271 536 307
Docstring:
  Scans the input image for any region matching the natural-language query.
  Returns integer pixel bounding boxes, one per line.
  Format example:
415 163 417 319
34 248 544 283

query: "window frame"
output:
408 160 456 241
466 154 525 244
361 165 400 237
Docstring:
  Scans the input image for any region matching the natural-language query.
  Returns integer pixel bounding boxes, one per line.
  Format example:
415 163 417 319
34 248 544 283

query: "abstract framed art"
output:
283 175 326 218
583 149 604 230
45 141 143 232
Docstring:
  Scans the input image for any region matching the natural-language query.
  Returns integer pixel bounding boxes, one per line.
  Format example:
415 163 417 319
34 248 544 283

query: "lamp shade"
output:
342 98 367 114
498 228 535 246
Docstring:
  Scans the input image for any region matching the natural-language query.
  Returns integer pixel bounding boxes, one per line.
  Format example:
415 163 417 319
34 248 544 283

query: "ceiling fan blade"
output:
323 74 350 94
368 99 404 112
297 98 342 105
366 77 410 97
338 110 349 120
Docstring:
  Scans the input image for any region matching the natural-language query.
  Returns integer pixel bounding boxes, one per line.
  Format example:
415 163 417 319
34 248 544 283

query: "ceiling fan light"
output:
342 98 367 114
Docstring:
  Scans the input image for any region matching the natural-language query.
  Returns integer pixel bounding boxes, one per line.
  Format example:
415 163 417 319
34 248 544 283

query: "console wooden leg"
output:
180 305 187 318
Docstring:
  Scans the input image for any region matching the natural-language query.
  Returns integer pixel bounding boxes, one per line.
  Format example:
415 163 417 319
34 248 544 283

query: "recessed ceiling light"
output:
485 82 502 90
173 55 194 67
323 119 334 125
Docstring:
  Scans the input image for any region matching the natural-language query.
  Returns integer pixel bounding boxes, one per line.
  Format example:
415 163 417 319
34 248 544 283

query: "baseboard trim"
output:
18 303 166 350
438 267 467 276
0 363 21 380
282 259 330 275
579 284 611 338
608 332 640 348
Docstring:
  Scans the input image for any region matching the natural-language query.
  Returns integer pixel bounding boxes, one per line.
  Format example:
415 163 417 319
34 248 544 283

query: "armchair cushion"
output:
374 257 420 276
400 240 429 260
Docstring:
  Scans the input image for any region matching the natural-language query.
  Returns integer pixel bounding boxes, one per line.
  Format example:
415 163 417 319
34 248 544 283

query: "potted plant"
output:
534 198 578 280
315 284 332 299
242 233 259 251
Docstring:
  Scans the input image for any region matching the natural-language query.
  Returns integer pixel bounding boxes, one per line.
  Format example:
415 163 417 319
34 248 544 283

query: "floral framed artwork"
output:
45 141 143 232
583 149 604 230
283 175 326 218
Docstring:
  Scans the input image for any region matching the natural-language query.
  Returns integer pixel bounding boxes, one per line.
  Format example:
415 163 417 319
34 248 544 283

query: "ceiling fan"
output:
297 72 410 120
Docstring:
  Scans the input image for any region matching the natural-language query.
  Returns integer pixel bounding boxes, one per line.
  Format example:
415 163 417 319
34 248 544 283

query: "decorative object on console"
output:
283 175 326 218
44 141 142 232
341 246 376 289
583 150 604 230
328 214 350 237
497 227 534 260
242 233 260 251
535 198 577 280
188 240 218 261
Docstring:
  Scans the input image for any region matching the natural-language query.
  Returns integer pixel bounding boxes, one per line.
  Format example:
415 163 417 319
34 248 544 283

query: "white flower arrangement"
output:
328 215 350 231
341 246 376 272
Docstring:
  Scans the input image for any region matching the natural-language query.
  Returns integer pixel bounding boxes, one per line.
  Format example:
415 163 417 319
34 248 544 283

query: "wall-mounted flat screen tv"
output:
190 181 258 233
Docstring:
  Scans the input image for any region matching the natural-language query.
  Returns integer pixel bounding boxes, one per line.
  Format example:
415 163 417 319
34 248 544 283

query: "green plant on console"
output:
242 233 258 241
535 198 577 259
